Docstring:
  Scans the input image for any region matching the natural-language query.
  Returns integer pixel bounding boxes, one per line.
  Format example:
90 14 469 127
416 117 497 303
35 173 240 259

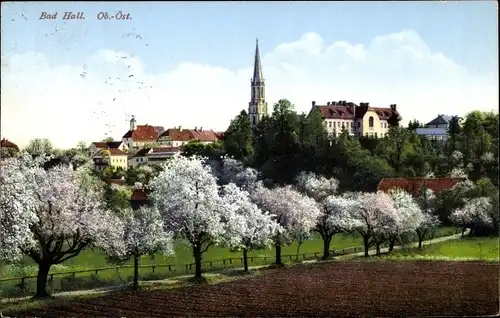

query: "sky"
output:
1 1 498 149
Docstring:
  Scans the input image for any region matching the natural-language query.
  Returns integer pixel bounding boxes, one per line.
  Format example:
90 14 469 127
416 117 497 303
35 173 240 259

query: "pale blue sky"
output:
2 1 497 74
1 1 498 148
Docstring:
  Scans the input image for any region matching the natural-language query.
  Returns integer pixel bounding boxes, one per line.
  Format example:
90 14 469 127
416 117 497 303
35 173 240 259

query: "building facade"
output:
248 39 268 128
415 114 455 141
311 100 401 138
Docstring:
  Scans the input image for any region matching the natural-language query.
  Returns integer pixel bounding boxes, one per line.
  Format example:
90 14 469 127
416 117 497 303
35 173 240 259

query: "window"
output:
252 116 256 125
381 123 383 128
369 116 374 128
350 122 352 127
328 121 332 128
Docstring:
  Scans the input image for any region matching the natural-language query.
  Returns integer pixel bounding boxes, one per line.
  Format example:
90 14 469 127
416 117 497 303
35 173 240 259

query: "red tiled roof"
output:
123 125 158 141
92 142 108 149
189 129 219 142
315 101 400 120
0 138 19 150
159 128 193 142
131 189 149 201
377 178 466 196
107 148 128 156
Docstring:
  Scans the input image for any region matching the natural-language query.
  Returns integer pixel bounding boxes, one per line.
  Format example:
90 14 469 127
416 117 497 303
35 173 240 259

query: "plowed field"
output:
9 261 499 317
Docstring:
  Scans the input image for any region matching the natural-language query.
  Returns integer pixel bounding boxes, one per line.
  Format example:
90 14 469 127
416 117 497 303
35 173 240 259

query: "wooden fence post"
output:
209 261 213 268
168 265 172 272
223 259 226 265
72 272 76 278
152 266 155 274
229 258 232 264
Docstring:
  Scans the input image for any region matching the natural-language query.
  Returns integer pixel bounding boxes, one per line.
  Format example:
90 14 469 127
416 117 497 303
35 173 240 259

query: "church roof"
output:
122 125 158 141
314 101 400 121
252 38 263 83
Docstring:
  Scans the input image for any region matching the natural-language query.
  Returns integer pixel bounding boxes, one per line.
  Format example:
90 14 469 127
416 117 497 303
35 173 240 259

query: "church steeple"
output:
252 38 263 84
248 38 267 128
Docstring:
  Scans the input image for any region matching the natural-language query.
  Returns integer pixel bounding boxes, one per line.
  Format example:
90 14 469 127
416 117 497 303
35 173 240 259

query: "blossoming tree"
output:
296 171 349 259
104 206 174 289
415 188 441 248
150 155 240 279
344 191 399 257
450 197 493 237
0 155 39 262
387 189 424 251
218 157 259 191
221 183 278 272
251 183 321 265
3 156 125 298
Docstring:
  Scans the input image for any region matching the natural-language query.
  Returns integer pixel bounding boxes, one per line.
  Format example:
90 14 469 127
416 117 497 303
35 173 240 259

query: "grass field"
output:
385 236 499 261
0 226 461 298
6 261 499 317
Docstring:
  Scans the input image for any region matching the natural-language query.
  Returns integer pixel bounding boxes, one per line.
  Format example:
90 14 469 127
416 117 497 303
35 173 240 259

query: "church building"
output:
248 39 268 128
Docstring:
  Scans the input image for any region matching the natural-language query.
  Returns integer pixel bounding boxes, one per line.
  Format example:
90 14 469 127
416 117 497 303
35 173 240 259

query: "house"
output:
157 127 192 147
122 116 160 149
146 147 181 165
415 114 456 141
377 177 466 196
129 148 151 169
129 147 181 168
157 127 220 147
311 100 401 138
0 138 19 152
89 141 129 157
130 189 151 210
92 148 128 171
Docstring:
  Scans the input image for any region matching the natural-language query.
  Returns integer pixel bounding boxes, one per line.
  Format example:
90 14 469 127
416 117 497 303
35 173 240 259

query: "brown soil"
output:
9 261 499 317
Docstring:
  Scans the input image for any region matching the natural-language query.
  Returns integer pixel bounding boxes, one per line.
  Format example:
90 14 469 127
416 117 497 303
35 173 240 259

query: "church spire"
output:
252 38 263 83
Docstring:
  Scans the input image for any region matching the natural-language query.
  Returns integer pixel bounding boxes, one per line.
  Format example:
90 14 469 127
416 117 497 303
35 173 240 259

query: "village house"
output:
377 177 466 196
128 146 182 168
310 100 401 138
415 114 457 141
92 148 128 172
0 138 20 152
88 140 129 157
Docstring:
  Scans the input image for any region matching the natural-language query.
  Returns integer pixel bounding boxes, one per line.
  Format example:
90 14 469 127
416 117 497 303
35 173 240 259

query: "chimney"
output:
200 127 203 131
327 102 330 106
195 126 198 131
390 104 397 111
312 101 316 108
178 125 182 130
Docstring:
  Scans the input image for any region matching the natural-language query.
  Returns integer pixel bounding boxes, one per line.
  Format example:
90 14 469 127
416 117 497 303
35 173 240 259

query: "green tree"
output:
24 138 54 157
407 119 423 130
223 110 254 159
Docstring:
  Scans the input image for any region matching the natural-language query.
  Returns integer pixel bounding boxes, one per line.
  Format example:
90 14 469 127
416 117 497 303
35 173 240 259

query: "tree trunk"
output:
35 262 51 298
322 235 332 260
418 237 423 248
461 228 465 237
388 237 396 252
275 243 282 265
243 248 248 272
363 235 370 257
133 254 139 290
376 244 381 257
469 226 474 237
295 242 302 261
193 244 202 279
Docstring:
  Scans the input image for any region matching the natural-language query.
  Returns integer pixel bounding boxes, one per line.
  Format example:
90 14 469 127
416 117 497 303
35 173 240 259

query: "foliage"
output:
0 154 40 262
149 155 241 278
103 206 174 288
223 110 254 160
1 155 124 297
450 197 493 236
24 138 54 157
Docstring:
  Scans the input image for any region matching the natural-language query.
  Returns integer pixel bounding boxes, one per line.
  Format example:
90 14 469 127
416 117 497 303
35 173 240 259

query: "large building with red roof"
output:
311 100 401 138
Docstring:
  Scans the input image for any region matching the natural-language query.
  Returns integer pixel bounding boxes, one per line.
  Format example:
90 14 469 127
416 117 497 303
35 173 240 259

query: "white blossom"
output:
221 183 278 249
0 154 39 261
250 183 321 245
150 155 232 247
450 197 493 229
481 151 495 164
389 189 424 234
220 158 259 190
106 206 174 259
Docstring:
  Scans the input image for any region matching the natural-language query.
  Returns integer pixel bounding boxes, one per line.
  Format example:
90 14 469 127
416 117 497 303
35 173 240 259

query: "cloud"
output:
1 29 497 149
